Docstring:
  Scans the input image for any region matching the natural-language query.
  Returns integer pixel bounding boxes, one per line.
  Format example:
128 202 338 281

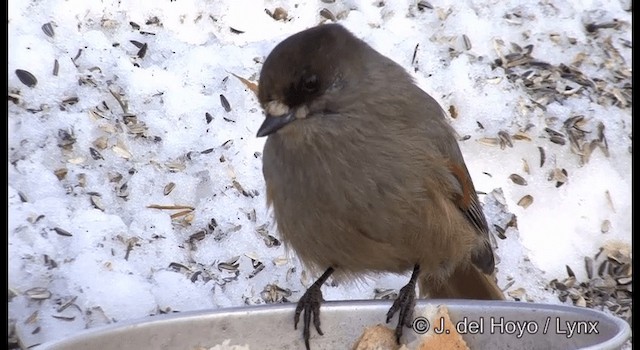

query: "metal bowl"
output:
37 300 630 350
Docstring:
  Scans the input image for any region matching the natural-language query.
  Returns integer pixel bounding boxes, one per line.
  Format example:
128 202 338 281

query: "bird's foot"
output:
294 267 334 350
386 265 420 344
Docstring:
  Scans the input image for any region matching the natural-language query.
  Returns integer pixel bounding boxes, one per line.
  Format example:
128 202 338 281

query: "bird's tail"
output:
419 264 505 300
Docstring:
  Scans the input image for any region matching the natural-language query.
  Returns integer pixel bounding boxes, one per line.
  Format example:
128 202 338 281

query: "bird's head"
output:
256 24 366 137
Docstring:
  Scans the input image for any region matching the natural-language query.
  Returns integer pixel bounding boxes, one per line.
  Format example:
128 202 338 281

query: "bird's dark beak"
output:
256 112 296 137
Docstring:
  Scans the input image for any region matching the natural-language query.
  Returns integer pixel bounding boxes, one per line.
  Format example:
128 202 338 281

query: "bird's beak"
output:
256 111 296 137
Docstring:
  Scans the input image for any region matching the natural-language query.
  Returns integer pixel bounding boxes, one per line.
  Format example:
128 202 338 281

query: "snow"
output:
8 0 631 348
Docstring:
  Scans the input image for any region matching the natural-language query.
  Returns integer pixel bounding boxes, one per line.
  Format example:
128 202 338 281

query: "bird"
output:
255 23 504 349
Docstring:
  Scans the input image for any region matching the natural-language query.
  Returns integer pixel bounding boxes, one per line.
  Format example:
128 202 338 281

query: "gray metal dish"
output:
36 300 630 350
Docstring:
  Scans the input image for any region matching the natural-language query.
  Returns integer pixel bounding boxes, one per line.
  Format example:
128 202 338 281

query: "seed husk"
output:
53 227 72 237
508 174 528 186
15 69 38 87
53 59 59 76
164 182 176 196
319 8 336 21
601 220 611 234
42 22 55 37
417 0 434 10
90 195 105 211
517 195 533 209
220 94 231 112
137 43 148 59
26 287 51 300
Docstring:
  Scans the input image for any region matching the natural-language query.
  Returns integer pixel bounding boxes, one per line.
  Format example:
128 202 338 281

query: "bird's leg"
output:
386 264 420 344
294 267 334 350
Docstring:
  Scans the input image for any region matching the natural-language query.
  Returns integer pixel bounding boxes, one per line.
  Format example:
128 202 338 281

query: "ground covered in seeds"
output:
8 0 631 348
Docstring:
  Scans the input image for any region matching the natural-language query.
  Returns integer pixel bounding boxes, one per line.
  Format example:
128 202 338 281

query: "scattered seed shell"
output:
538 147 546 167
448 105 458 119
522 159 530 174
42 22 55 37
15 69 38 87
220 94 231 112
88 195 104 211
478 137 499 146
601 220 611 234
137 43 148 59
53 227 73 237
26 287 51 300
517 195 533 209
462 34 472 50
417 0 434 10
508 174 528 186
53 59 59 76
164 182 176 196
319 8 336 21
271 7 288 21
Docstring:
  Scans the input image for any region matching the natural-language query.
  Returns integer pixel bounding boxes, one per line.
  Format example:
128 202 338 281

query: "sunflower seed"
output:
273 256 288 266
248 262 265 278
15 69 38 87
538 146 545 167
220 94 231 112
517 195 533 209
512 132 531 141
162 182 175 196
374 288 398 300
462 34 472 50
508 174 527 186
112 142 132 159
52 315 76 321
90 195 105 211
26 287 51 300
129 22 141 30
56 296 78 313
261 284 292 303
189 230 206 243
585 257 594 279
417 0 433 10
508 287 526 300
205 112 213 124
28 215 46 225
493 224 506 239
218 256 240 272
53 227 72 237
522 159 530 174
501 280 515 291
478 137 499 146
549 135 566 145
319 8 336 21
41 22 55 37
498 130 513 149
168 262 190 272
411 43 419 66
604 190 616 213
137 43 148 58
566 265 575 278
130 40 145 49
271 7 288 21
448 105 457 119
601 220 611 234
53 59 59 76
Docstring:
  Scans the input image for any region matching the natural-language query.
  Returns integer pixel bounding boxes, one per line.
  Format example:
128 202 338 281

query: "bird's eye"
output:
302 75 319 93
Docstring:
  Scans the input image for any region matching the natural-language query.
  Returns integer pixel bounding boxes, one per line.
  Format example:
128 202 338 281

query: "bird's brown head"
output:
256 24 366 137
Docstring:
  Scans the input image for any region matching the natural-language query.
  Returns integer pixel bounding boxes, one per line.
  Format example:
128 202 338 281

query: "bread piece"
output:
352 324 402 350
417 306 469 350
352 305 470 350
